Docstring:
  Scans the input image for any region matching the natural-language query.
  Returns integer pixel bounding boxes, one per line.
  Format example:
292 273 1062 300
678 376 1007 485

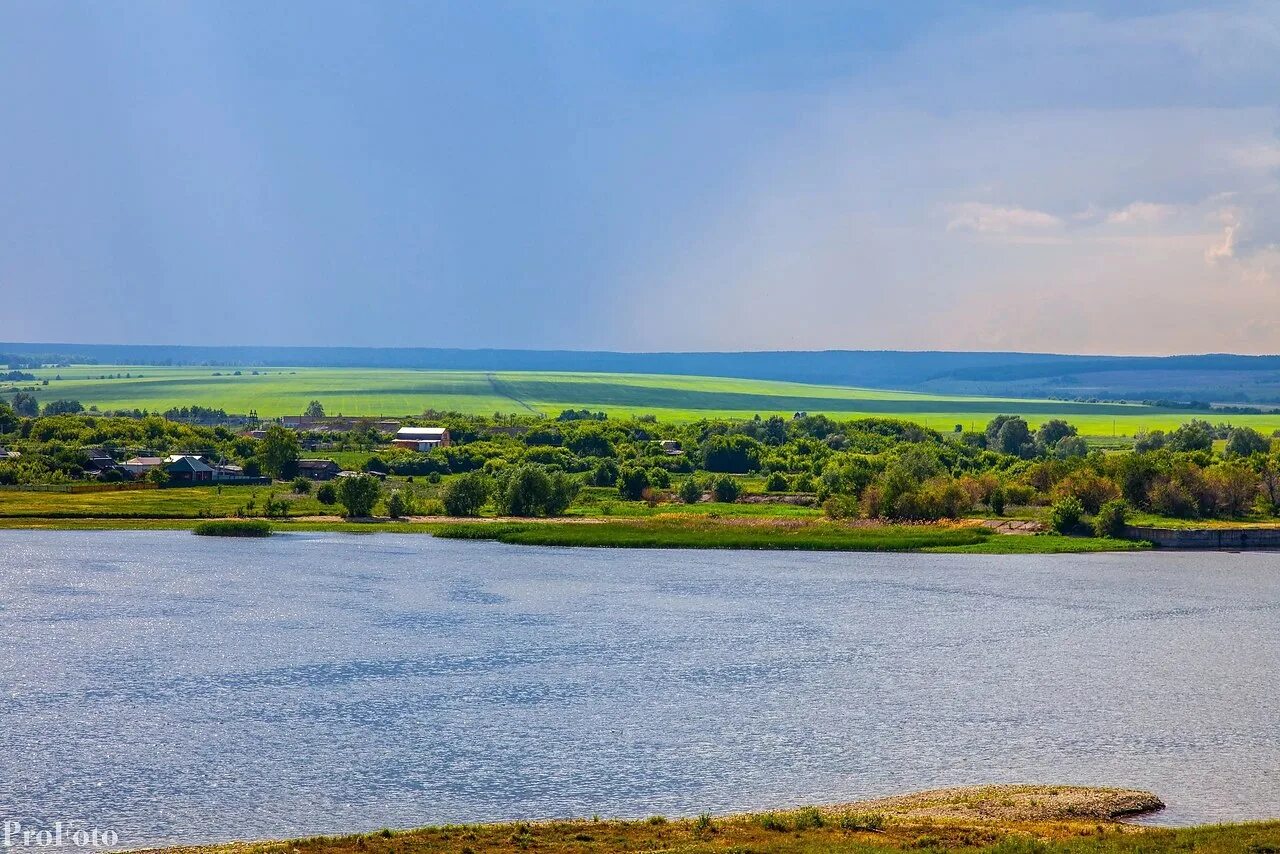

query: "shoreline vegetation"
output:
0 513 1149 553
129 785 1280 854
5 392 1280 552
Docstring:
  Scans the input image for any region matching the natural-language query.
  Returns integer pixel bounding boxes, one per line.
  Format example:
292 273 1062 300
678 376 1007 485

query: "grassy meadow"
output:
9 364 1280 435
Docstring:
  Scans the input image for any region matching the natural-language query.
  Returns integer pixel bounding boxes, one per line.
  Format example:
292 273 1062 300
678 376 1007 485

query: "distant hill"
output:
4 342 1280 405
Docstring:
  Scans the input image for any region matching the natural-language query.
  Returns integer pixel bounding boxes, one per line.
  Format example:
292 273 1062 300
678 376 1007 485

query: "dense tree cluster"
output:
3 402 1280 524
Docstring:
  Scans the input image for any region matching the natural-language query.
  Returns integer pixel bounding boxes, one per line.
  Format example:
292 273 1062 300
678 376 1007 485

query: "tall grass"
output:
192 519 272 537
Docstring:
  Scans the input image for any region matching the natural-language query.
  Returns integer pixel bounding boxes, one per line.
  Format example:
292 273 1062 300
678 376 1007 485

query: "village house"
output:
122 456 163 478
163 454 213 483
296 459 341 480
392 426 450 451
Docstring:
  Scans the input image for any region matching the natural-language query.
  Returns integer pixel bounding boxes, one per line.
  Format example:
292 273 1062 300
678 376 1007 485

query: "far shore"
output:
0 513 1153 553
126 784 1280 854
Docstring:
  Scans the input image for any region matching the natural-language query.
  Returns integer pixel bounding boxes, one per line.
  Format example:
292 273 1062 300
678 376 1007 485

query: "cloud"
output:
1104 202 1178 225
1206 210 1240 262
945 202 1063 234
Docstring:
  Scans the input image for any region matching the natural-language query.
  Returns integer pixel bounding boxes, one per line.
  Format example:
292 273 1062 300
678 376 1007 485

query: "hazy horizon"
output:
4 2 1278 354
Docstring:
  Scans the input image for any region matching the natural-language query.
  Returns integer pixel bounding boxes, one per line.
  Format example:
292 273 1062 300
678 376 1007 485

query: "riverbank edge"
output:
0 515 1151 553
127 785 1280 854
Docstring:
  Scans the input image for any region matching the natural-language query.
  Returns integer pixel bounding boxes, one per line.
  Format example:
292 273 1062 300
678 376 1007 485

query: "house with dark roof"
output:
297 459 341 480
164 455 213 483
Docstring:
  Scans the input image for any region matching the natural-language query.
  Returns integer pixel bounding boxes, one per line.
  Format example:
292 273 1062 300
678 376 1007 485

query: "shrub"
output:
499 465 579 517
617 466 651 500
419 498 445 516
291 477 312 494
1049 495 1084 533
765 471 790 492
710 475 742 503
1093 499 1129 538
193 520 271 537
316 482 337 505
792 808 824 830
677 478 702 504
988 486 1006 516
386 491 410 519
442 472 491 517
793 473 816 493
822 494 860 520
336 474 382 518
693 814 713 835
757 812 788 832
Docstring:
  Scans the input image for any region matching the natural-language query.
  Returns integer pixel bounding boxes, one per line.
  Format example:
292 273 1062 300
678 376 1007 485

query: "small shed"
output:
297 459 341 480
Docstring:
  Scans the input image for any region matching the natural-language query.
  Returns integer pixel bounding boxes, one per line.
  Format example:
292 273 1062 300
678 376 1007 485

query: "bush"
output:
442 472 491 517
316 482 337 505
1049 495 1084 533
765 471 790 492
193 520 271 537
419 498 446 516
988 486 1006 516
710 475 742 503
499 465 580 517
677 478 702 504
617 466 651 500
386 491 410 519
822 494 860 520
336 474 382 518
291 477 312 494
793 473 816 493
1093 499 1129 538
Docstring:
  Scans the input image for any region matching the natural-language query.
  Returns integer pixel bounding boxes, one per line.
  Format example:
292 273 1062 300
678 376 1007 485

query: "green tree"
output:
1048 495 1084 533
677 478 702 504
386 491 410 519
0 401 17 434
1133 429 1166 453
1167 420 1213 453
617 466 651 500
259 424 301 480
11 392 38 417
986 415 1035 458
42 399 83 416
710 474 742 503
1036 419 1077 449
316 482 337 505
336 474 382 518
303 400 325 418
442 472 491 517
1093 499 1129 538
499 465 579 516
291 476 312 494
1225 427 1269 458
764 471 790 492
701 434 764 472
145 467 170 487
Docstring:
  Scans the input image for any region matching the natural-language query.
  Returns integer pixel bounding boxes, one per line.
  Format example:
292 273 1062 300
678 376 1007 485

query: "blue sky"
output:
2 1 1278 354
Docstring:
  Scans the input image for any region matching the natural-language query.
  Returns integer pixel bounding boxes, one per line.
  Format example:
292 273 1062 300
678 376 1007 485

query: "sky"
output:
2 1 1279 355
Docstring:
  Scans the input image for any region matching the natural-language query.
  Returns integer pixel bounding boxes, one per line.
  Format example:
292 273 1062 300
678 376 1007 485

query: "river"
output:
1 531 1276 847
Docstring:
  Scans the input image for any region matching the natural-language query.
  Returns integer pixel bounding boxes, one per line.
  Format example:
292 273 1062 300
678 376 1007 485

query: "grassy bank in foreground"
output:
138 785 1280 854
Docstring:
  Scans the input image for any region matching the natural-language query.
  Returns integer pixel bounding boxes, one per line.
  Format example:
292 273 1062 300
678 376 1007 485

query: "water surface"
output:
1 531 1277 847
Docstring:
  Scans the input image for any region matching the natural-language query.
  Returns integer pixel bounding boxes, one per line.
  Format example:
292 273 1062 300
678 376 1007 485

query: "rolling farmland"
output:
7 364 1278 435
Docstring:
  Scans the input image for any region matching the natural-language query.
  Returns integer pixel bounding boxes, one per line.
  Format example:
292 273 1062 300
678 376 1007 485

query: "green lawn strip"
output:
434 519 994 551
926 534 1151 554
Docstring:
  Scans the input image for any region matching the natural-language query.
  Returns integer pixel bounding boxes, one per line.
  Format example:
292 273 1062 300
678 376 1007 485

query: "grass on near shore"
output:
138 785 1280 854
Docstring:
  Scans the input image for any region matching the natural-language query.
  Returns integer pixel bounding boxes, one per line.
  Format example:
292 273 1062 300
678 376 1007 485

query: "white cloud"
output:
945 202 1063 234
1104 202 1178 225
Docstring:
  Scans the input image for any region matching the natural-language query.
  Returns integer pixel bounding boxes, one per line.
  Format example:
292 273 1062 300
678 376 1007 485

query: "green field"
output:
8 364 1279 435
